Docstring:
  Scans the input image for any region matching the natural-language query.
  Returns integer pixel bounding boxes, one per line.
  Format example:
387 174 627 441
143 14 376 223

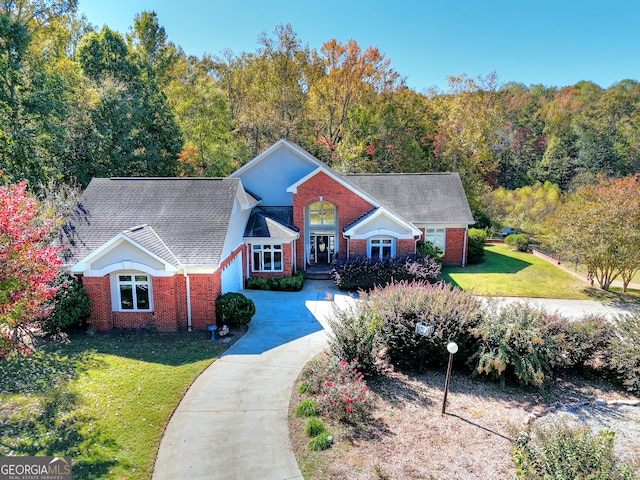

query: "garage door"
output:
221 253 243 293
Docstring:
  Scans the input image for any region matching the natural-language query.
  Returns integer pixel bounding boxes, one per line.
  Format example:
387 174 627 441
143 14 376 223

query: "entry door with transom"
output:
309 234 334 264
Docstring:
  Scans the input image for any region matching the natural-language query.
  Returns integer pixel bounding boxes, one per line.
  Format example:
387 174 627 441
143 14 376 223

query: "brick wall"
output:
293 171 374 270
188 273 220 330
397 238 416 255
442 228 467 265
80 270 221 332
81 275 111 330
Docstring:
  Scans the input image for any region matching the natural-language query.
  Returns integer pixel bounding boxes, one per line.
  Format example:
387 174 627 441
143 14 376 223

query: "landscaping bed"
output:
290 366 640 479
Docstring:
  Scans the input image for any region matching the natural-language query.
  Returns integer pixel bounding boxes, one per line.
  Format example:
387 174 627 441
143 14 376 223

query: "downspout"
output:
292 239 297 273
184 267 192 331
462 227 468 267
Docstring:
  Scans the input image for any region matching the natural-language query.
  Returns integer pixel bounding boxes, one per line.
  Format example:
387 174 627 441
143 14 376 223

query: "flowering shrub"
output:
512 420 634 479
470 302 562 389
327 303 380 375
330 254 441 291
370 280 482 370
299 356 374 422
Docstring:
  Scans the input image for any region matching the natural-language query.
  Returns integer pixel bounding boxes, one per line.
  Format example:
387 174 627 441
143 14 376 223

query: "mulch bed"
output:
290 366 640 480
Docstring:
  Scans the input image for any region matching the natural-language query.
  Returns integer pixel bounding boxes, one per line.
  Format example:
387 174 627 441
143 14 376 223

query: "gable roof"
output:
345 173 475 225
122 224 181 267
56 177 242 267
228 139 323 178
243 209 299 240
343 207 422 239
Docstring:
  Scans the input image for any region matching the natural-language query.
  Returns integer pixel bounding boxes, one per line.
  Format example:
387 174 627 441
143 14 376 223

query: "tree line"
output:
2 2 639 203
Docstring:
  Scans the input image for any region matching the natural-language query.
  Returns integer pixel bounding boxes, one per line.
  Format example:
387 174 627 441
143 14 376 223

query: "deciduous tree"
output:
0 180 60 356
545 175 640 290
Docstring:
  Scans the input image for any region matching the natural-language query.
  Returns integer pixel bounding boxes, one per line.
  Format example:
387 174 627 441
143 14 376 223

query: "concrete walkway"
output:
152 281 339 480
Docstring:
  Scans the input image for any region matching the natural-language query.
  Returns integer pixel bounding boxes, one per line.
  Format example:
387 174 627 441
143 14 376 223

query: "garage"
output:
221 253 243 293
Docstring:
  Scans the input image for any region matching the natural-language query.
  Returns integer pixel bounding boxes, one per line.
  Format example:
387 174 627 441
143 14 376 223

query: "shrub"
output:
270 271 304 291
512 420 634 479
214 292 256 327
557 314 611 369
470 302 562 389
327 303 380 375
416 240 442 262
370 281 482 370
295 399 319 417
308 432 332 451
505 233 530 252
467 228 486 264
300 356 374 422
246 271 305 291
330 254 441 291
41 272 91 334
245 277 270 290
605 311 640 394
304 417 325 437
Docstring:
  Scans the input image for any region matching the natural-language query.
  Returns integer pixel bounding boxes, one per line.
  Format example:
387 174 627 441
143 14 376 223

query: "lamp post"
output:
441 341 458 415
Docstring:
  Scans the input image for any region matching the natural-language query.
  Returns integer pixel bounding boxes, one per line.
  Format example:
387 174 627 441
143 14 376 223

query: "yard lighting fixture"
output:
441 341 458 415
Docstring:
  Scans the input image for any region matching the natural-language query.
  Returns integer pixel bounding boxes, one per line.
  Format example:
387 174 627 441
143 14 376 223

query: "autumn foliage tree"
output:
545 175 640 291
0 180 60 356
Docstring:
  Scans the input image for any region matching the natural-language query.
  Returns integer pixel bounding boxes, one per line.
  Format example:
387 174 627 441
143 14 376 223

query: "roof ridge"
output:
344 172 456 176
108 177 231 181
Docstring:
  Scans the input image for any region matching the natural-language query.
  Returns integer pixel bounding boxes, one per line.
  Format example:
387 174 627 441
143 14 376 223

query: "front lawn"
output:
441 243 591 299
0 332 226 480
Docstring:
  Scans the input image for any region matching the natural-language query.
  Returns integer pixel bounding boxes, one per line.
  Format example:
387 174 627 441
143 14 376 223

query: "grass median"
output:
0 331 226 480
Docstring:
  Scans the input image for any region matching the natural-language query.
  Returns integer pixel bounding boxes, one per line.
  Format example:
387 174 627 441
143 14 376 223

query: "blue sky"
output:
77 0 640 92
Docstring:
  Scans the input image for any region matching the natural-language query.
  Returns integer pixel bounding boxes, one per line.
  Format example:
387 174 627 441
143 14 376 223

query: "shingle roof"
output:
122 224 180 267
244 208 299 239
56 177 240 267
344 173 475 224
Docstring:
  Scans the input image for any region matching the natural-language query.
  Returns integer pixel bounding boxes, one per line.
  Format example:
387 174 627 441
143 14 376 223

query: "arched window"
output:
308 201 335 226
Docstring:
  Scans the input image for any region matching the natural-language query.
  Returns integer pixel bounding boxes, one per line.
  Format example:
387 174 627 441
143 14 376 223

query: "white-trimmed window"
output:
368 237 395 259
117 273 151 311
424 228 446 252
252 244 283 272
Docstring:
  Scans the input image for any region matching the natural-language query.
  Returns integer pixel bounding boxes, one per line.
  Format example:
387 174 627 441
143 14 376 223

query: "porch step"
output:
305 271 333 280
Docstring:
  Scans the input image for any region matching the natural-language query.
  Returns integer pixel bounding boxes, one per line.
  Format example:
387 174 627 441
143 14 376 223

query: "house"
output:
57 140 474 332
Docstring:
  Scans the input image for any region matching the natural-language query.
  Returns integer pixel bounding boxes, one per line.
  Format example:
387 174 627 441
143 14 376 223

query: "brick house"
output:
57 139 474 332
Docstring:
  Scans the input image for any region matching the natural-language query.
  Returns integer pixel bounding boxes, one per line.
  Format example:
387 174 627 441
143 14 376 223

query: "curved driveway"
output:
153 280 636 480
152 281 340 480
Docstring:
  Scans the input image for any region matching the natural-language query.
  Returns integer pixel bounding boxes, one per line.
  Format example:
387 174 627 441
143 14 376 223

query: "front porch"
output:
305 263 332 280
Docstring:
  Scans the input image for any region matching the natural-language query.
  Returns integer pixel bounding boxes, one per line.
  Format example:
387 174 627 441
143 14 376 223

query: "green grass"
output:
0 331 226 480
441 243 593 299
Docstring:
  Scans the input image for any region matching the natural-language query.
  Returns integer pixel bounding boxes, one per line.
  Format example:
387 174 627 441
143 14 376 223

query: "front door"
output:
309 234 334 264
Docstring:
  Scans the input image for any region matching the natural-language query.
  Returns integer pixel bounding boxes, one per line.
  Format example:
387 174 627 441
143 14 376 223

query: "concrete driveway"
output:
152 280 339 480
487 296 637 319
152 279 636 480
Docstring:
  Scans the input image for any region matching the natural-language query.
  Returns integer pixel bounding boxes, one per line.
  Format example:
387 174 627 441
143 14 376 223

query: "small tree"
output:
0 181 60 356
41 272 91 334
466 228 486 264
545 175 640 290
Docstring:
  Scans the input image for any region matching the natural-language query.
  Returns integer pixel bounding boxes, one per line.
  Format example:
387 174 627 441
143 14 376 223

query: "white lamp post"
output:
441 341 458 415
